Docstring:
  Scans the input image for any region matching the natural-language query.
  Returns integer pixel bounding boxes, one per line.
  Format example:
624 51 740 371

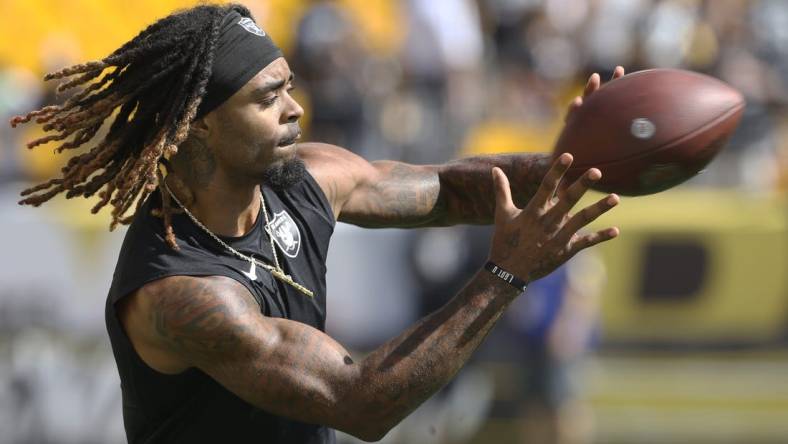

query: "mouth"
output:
278 131 301 147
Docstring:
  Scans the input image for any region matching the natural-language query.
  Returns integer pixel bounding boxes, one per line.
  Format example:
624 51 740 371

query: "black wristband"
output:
484 261 528 292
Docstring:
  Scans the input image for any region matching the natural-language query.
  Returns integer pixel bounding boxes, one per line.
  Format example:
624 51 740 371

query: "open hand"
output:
488 154 619 283
554 66 625 196
565 66 625 122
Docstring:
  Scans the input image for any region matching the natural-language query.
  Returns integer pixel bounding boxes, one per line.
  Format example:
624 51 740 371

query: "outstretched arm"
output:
300 142 550 227
300 67 625 228
122 154 619 441
131 271 520 442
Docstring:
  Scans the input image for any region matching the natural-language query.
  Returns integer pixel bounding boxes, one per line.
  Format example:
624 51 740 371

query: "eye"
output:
259 95 278 107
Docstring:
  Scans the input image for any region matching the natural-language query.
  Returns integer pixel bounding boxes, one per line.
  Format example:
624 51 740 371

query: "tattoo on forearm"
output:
438 154 551 224
358 271 518 424
339 154 549 228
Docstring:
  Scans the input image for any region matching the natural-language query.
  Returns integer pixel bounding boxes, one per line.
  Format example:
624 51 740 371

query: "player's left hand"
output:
565 66 625 122
556 66 624 197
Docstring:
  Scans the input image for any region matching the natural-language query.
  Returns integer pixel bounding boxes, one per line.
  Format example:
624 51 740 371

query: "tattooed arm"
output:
299 142 550 227
299 69 627 228
119 155 619 441
120 271 519 441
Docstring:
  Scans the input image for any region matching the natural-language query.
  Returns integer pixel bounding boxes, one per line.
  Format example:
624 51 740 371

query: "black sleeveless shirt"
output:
105 171 336 444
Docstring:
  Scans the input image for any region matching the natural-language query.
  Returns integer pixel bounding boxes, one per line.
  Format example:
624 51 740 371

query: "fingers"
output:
581 67 624 102
555 179 569 202
567 68 624 121
567 227 620 257
546 168 602 224
583 73 601 98
565 96 583 122
530 154 573 210
492 167 517 218
555 193 619 244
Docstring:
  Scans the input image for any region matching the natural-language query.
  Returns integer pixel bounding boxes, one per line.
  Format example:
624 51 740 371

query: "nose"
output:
283 92 304 123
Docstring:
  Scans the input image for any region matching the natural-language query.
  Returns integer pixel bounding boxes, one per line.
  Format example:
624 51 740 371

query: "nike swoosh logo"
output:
242 260 257 281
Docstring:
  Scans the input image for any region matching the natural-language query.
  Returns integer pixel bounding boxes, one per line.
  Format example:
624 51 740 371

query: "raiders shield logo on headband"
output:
266 210 301 258
197 10 282 119
238 17 265 36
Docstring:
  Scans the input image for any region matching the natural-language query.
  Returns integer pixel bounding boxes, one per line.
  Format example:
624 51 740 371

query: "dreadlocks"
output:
10 3 253 249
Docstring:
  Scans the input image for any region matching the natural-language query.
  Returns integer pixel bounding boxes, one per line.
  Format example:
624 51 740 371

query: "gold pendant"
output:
270 268 315 298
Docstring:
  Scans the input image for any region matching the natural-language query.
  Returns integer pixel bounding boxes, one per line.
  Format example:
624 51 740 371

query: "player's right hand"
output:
487 153 619 283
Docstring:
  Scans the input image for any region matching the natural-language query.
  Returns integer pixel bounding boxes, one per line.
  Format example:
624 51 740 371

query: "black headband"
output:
195 10 283 120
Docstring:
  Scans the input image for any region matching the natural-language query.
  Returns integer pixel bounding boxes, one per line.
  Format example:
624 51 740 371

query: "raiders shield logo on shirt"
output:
266 210 301 258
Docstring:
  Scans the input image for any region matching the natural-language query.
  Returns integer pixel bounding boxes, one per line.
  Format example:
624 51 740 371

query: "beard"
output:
262 155 307 190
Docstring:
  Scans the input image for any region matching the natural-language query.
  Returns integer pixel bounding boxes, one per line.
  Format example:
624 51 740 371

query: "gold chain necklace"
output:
162 181 314 298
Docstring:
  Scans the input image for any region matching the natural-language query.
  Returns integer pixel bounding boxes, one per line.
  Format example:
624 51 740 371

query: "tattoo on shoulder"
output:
148 276 258 359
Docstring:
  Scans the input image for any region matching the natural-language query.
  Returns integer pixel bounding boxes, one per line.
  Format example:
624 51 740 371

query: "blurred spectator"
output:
291 2 368 151
506 253 606 444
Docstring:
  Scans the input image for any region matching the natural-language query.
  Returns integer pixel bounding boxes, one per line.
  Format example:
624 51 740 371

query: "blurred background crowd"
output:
1 0 787 443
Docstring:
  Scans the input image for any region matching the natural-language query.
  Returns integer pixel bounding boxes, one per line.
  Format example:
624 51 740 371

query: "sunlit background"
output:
1 0 787 443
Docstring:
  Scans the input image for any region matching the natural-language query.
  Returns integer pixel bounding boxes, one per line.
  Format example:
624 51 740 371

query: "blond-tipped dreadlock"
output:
10 3 252 249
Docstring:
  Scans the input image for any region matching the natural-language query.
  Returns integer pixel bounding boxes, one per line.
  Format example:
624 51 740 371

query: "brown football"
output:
554 69 745 195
